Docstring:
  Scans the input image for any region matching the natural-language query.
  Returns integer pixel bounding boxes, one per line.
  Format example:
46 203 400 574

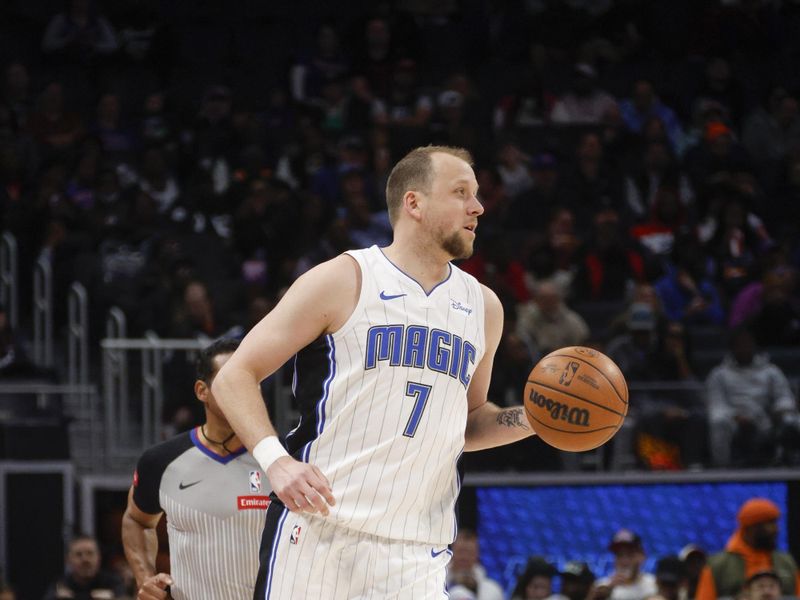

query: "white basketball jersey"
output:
284 245 485 545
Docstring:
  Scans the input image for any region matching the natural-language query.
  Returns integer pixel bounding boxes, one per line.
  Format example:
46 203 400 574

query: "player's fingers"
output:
309 466 336 506
301 486 330 516
290 492 317 514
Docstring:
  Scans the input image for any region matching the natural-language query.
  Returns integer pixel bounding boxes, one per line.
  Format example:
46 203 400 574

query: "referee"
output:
121 339 271 600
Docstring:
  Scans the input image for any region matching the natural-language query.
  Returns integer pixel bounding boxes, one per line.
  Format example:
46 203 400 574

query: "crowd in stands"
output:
2 1 800 470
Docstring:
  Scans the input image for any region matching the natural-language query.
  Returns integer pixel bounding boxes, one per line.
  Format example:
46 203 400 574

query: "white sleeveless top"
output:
284 245 486 544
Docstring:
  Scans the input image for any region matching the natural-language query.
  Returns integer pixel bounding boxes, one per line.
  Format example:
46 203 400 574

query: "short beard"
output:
751 530 777 551
440 230 473 260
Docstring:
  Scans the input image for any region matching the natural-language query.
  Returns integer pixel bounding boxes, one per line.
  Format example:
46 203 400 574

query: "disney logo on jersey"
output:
249 470 262 493
449 300 473 316
364 324 477 389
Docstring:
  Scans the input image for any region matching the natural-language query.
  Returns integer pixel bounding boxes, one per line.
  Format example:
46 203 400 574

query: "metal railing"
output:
33 254 54 367
0 231 18 329
98 327 293 471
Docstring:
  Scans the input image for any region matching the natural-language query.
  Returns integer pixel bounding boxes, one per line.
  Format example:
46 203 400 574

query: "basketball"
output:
523 346 628 452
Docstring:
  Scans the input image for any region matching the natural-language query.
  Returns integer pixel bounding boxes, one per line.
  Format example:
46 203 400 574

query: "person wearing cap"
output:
743 570 783 600
592 529 657 600
446 528 504 600
695 498 800 600
560 561 596 600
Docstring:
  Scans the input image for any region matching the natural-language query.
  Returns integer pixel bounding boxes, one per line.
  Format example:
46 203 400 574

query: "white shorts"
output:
256 505 452 599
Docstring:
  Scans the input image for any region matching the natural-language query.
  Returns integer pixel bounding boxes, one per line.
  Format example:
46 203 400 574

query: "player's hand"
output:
138 573 173 600
268 456 336 516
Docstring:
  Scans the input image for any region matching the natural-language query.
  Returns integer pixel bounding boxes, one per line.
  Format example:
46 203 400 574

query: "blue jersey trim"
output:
190 427 247 464
377 246 452 297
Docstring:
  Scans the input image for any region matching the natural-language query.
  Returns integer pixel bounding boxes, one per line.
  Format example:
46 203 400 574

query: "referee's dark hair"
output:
196 338 240 382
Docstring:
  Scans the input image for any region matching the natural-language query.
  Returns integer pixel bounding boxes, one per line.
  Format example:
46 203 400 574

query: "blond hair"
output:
385 145 473 226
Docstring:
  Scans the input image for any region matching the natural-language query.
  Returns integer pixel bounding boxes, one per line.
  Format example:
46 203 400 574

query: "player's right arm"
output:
121 486 173 599
212 254 360 515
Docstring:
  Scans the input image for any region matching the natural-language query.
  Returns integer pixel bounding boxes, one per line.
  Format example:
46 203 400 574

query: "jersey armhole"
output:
329 251 366 338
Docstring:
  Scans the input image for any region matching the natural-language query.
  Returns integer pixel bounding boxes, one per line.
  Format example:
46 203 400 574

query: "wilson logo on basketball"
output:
528 389 590 427
559 361 580 386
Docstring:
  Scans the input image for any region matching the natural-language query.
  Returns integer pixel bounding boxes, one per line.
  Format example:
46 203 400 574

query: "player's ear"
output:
403 190 423 221
194 379 209 404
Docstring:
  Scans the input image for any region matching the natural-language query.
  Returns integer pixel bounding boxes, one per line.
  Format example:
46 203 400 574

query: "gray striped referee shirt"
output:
133 428 270 600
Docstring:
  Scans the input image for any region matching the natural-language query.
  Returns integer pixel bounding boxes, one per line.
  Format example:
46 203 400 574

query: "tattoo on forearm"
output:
496 407 530 430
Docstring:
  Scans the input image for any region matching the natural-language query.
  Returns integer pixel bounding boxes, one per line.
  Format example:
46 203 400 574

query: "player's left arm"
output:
463 284 536 451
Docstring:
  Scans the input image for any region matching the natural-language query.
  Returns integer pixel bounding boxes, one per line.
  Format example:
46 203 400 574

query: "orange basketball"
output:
523 346 628 452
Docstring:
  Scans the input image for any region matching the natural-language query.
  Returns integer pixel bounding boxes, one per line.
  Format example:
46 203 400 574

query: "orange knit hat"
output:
737 498 780 528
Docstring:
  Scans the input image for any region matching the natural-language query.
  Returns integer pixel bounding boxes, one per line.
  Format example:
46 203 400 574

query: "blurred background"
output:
1 0 799 598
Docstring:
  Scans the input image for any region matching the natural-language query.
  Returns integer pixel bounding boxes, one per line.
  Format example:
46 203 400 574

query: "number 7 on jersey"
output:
403 382 432 437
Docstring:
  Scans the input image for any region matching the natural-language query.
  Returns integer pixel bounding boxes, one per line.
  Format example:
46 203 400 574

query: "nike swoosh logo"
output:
431 547 449 558
380 291 407 300
179 480 202 490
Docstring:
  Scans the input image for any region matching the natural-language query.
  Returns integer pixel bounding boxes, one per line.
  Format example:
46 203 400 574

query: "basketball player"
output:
121 339 271 600
213 146 536 598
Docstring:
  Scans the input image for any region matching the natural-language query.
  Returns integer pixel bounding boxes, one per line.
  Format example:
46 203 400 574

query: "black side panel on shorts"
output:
253 500 288 600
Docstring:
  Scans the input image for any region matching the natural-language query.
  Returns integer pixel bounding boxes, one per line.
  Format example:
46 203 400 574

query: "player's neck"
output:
382 240 451 292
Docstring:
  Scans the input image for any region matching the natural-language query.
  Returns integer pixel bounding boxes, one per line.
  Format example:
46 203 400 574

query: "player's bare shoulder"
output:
294 253 362 334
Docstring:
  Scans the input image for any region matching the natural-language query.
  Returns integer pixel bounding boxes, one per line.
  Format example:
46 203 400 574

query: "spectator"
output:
550 63 617 125
560 133 628 231
26 82 85 155
572 208 645 302
41 0 119 62
741 87 800 169
695 498 800 600
495 140 534 199
653 232 724 326
623 139 693 222
683 121 751 193
510 556 558 600
742 570 783 600
560 561 596 600
289 22 350 106
371 57 433 150
679 545 707 600
593 529 658 600
446 529 504 600
41 534 125 600
703 192 771 300
747 266 800 347
3 62 33 128
168 279 224 340
651 556 689 600
516 279 590 358
706 326 800 467
618 80 684 153
89 92 136 163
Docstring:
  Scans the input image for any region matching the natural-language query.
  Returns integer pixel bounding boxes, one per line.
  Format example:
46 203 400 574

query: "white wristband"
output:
252 436 289 472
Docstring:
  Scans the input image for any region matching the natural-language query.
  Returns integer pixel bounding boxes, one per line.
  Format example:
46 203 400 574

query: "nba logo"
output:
559 361 580 386
249 471 261 493
290 524 302 545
